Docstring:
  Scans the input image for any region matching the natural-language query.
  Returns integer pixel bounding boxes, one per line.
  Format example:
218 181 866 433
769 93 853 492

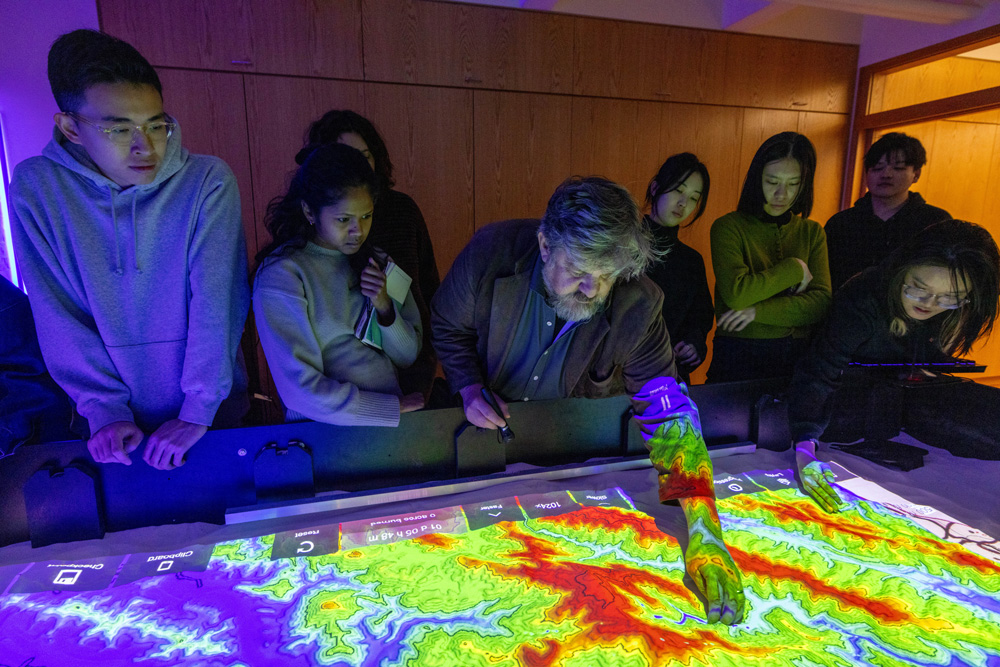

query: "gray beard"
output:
549 291 604 321
542 268 607 321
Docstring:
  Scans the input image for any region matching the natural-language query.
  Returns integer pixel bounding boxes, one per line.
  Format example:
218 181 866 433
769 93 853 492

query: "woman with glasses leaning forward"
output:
788 220 1000 512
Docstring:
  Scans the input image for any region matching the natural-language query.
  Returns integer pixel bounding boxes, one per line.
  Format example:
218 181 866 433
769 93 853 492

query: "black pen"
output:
480 386 515 443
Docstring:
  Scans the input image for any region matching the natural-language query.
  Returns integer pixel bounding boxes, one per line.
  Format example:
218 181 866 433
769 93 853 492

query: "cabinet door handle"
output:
464 76 483 83
231 60 253 66
792 101 808 106
655 92 672 97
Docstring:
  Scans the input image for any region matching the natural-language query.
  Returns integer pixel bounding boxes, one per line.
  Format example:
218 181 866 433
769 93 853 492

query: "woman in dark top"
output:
643 153 715 384
789 220 1000 511
298 110 441 399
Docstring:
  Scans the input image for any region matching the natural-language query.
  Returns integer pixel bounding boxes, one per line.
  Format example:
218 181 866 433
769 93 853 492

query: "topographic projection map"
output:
1 470 999 666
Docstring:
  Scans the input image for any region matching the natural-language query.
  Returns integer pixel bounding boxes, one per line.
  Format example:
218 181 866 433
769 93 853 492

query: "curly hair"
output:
540 176 654 281
297 110 394 195
255 143 378 268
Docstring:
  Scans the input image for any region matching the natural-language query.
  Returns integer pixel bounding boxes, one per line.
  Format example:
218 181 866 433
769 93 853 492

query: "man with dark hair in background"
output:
431 176 746 625
825 132 951 291
10 29 249 470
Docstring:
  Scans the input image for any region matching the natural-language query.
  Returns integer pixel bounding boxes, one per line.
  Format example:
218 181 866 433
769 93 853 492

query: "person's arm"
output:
752 222 832 328
378 290 422 369
144 163 249 469
632 378 744 625
10 181 138 446
253 265 403 427
710 214 806 311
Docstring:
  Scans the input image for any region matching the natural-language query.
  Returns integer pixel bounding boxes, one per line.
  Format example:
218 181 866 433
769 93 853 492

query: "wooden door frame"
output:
844 23 1000 208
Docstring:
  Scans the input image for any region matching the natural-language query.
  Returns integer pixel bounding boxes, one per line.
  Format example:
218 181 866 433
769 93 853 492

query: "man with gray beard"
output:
430 176 745 625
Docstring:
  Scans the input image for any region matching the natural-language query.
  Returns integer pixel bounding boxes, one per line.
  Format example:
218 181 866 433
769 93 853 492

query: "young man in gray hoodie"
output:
11 29 249 470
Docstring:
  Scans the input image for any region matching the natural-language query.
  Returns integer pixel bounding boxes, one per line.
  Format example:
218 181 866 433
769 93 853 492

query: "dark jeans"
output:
822 369 1000 460
706 335 810 384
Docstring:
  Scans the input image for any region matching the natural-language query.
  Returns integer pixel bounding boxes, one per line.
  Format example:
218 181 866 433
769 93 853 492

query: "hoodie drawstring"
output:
132 191 141 273
110 188 142 276
110 187 123 276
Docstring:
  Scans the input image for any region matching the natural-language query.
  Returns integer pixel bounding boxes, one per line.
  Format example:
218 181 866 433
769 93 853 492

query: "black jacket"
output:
825 192 950 291
788 266 954 441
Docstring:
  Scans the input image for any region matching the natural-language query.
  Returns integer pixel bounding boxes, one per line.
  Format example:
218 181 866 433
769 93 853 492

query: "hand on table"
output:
87 421 144 465
684 526 745 625
680 496 745 625
459 383 509 429
143 419 208 470
795 440 844 513
361 259 393 322
717 306 756 332
673 341 702 368
400 392 425 414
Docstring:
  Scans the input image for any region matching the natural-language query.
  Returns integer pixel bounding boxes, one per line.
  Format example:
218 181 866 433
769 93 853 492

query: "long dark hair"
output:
884 219 1000 356
297 110 394 195
255 143 377 267
645 152 711 227
737 132 816 219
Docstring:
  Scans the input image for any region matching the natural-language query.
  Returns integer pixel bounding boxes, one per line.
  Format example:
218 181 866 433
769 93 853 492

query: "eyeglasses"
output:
902 284 968 309
67 112 176 146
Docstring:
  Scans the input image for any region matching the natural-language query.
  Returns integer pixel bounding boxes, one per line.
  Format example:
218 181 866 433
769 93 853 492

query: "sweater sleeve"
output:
787 286 878 441
253 264 401 427
178 163 250 426
11 178 135 434
378 290 422 370
753 221 832 327
631 377 714 503
710 213 805 311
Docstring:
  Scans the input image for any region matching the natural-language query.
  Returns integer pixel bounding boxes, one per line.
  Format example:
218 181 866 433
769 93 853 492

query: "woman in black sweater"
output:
643 153 715 384
789 220 1000 511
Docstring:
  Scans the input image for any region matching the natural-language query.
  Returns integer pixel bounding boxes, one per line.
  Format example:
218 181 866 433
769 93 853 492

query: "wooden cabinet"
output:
573 18 728 105
362 0 574 93
574 16 855 113
569 97 661 200
723 35 856 113
99 0 253 72
98 0 363 78
364 82 475 274
474 91 573 227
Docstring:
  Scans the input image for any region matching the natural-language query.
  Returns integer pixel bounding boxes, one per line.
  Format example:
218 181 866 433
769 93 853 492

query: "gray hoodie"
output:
10 124 249 434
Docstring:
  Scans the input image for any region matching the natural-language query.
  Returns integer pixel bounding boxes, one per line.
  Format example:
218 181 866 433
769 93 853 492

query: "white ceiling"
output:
451 0 996 45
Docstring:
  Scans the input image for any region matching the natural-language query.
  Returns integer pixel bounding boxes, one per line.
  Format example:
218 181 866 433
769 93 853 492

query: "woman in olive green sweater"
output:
707 132 832 383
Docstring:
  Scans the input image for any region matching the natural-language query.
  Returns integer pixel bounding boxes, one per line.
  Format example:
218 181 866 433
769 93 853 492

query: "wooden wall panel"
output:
364 83 475 275
797 112 849 225
248 0 363 78
572 18 728 105
569 97 661 199
99 0 363 77
473 91 573 227
723 34 855 113
362 0 574 93
99 0 252 71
